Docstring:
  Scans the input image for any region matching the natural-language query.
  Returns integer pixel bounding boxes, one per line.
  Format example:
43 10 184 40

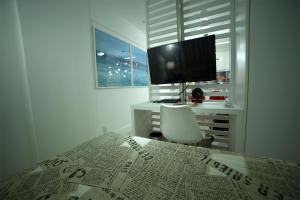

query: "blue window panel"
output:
95 29 131 87
132 46 149 86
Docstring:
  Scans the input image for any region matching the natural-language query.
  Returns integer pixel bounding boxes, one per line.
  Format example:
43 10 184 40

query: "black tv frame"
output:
147 35 216 85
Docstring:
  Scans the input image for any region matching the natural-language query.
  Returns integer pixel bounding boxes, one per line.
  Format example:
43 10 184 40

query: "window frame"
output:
92 24 149 89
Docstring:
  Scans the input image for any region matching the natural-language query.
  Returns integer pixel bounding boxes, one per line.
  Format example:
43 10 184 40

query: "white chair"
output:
160 104 205 144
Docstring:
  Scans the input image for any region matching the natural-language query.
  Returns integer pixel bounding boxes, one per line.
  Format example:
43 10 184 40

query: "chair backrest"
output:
160 105 204 144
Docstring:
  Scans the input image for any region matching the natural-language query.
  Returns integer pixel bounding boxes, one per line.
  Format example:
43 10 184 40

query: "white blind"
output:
146 0 234 101
147 0 178 48
183 0 234 40
150 83 230 101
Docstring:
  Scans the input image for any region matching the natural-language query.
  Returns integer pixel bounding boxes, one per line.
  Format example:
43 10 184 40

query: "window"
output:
94 28 149 87
146 0 234 101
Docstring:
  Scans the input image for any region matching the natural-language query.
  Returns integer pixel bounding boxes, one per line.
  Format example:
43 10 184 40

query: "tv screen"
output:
147 35 216 84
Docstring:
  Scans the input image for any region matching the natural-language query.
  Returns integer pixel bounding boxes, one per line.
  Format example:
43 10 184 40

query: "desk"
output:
131 102 245 153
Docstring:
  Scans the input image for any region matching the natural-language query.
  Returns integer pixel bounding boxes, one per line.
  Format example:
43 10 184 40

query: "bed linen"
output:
0 133 299 200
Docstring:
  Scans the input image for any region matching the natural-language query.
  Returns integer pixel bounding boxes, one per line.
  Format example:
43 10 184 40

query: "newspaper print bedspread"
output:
1 133 299 200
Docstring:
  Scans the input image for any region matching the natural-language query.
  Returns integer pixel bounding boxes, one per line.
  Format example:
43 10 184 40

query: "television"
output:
147 35 216 85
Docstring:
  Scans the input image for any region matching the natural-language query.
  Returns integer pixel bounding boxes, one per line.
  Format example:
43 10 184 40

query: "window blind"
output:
147 0 179 48
146 0 234 101
183 0 233 40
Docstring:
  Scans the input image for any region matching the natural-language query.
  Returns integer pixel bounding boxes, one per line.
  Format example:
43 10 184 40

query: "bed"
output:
1 133 299 200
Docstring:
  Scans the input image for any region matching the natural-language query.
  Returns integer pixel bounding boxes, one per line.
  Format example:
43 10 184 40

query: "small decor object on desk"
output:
224 97 233 108
192 88 204 103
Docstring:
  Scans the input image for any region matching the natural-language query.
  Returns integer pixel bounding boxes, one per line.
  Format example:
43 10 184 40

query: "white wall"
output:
0 0 148 180
89 0 149 133
246 0 299 162
16 0 148 160
17 0 100 162
90 0 146 48
0 0 37 179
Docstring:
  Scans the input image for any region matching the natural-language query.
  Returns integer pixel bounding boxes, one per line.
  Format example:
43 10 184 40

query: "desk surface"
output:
132 101 244 115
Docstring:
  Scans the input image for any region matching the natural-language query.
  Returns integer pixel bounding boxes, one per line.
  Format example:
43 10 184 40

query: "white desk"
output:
131 102 245 153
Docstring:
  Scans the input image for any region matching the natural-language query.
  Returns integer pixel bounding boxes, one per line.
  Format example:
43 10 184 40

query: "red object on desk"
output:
189 95 205 102
209 96 226 100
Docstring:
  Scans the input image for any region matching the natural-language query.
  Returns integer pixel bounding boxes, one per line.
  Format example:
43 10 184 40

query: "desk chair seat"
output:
160 104 205 144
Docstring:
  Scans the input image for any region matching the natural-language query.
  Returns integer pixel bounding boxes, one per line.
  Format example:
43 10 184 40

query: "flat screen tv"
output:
147 35 216 85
